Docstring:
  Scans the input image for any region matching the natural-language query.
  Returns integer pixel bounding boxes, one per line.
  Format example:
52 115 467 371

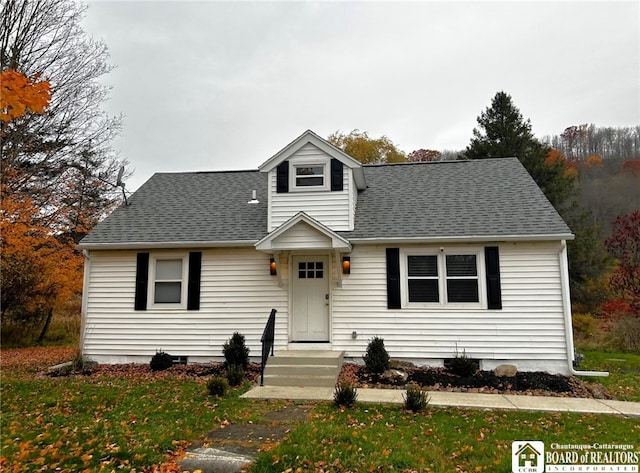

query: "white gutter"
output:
558 240 608 377
348 233 575 244
77 240 258 250
80 249 91 356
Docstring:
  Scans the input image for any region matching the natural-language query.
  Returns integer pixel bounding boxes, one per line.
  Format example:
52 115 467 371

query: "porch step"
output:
262 350 344 388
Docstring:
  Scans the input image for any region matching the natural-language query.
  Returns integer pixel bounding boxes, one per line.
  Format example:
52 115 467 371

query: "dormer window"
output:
293 163 328 190
296 166 324 186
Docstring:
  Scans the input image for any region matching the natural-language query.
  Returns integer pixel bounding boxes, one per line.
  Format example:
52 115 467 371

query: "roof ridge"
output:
154 169 260 175
363 157 519 168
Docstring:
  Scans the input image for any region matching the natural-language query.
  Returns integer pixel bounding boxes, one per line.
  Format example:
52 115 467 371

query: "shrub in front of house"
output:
226 364 244 386
223 332 250 369
446 349 479 377
206 376 228 397
150 351 173 371
363 336 390 374
333 381 358 408
403 383 430 412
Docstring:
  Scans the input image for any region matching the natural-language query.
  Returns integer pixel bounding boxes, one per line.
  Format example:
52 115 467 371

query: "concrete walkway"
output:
242 385 640 417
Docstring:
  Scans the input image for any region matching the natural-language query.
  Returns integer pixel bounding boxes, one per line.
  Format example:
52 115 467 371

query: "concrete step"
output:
262 374 338 388
264 364 340 377
267 350 343 367
261 350 344 388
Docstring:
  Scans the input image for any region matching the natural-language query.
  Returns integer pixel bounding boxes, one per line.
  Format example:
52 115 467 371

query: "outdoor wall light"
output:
269 258 277 276
342 256 351 275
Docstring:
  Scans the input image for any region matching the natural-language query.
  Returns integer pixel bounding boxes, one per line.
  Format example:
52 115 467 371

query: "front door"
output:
291 255 330 341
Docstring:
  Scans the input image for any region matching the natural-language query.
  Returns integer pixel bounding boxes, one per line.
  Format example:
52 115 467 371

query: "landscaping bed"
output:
338 362 605 399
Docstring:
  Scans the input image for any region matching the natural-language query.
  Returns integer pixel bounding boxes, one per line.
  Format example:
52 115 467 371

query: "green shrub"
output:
150 351 173 371
404 383 430 412
446 348 478 377
572 312 598 342
223 332 250 369
206 376 228 396
333 381 358 408
363 336 390 374
226 364 244 387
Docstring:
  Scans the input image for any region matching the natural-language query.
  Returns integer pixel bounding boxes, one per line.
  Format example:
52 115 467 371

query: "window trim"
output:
290 160 329 192
400 247 487 309
148 253 189 309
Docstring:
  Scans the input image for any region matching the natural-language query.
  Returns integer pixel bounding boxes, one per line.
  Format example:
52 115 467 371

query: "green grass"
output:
578 349 640 401
252 404 640 473
0 374 264 472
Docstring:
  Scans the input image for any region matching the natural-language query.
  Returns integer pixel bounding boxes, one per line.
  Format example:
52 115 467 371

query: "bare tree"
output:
1 0 125 241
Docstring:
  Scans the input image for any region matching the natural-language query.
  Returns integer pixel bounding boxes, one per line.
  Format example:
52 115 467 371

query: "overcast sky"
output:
82 0 640 192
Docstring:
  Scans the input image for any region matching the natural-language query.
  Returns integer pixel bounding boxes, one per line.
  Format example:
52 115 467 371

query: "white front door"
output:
291 255 330 341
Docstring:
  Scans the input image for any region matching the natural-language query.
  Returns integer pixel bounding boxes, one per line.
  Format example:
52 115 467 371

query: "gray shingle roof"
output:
79 170 268 246
341 158 572 240
79 158 571 248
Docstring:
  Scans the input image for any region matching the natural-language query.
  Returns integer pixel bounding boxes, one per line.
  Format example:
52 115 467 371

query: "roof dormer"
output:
259 130 366 232
259 130 366 190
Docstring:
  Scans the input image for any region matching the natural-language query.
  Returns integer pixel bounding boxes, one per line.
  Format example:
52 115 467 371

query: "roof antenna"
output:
115 166 129 206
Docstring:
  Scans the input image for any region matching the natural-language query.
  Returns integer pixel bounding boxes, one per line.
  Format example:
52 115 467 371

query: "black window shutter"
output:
330 158 344 191
134 252 149 311
485 246 502 310
187 251 202 311
276 161 289 193
386 248 401 309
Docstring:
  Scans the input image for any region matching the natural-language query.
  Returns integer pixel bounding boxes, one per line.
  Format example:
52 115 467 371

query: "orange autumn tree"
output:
0 69 52 122
1 183 83 327
1 68 82 343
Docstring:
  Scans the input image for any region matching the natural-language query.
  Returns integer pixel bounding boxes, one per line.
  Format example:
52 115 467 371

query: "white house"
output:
78 130 580 375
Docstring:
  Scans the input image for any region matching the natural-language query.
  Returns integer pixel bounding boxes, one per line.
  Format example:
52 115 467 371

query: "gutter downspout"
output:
80 249 91 356
558 240 608 377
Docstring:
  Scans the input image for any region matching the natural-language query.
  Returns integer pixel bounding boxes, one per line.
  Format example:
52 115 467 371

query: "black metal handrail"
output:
260 308 277 386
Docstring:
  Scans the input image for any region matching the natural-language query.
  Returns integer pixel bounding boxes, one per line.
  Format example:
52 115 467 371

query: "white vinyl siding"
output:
83 241 572 373
268 143 353 231
331 242 570 372
82 249 289 362
271 221 333 250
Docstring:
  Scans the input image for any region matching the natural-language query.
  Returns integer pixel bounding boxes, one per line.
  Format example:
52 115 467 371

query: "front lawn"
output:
2 347 639 472
0 373 262 472
252 404 640 473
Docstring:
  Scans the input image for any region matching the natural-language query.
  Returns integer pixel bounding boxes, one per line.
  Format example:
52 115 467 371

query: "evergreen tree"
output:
465 91 609 302
464 91 574 208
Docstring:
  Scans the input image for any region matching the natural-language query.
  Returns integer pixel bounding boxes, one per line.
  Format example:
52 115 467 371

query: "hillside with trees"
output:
543 124 640 238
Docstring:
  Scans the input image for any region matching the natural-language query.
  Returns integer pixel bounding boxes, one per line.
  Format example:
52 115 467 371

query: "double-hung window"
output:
292 162 327 190
445 255 479 303
403 249 483 307
150 255 188 308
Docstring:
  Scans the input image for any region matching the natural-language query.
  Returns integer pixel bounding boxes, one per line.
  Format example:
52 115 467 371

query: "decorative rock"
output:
494 364 518 377
588 384 608 399
381 369 408 384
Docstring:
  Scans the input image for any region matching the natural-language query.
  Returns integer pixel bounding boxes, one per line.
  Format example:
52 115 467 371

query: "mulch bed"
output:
44 361 264 384
338 363 608 399
2 347 609 399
